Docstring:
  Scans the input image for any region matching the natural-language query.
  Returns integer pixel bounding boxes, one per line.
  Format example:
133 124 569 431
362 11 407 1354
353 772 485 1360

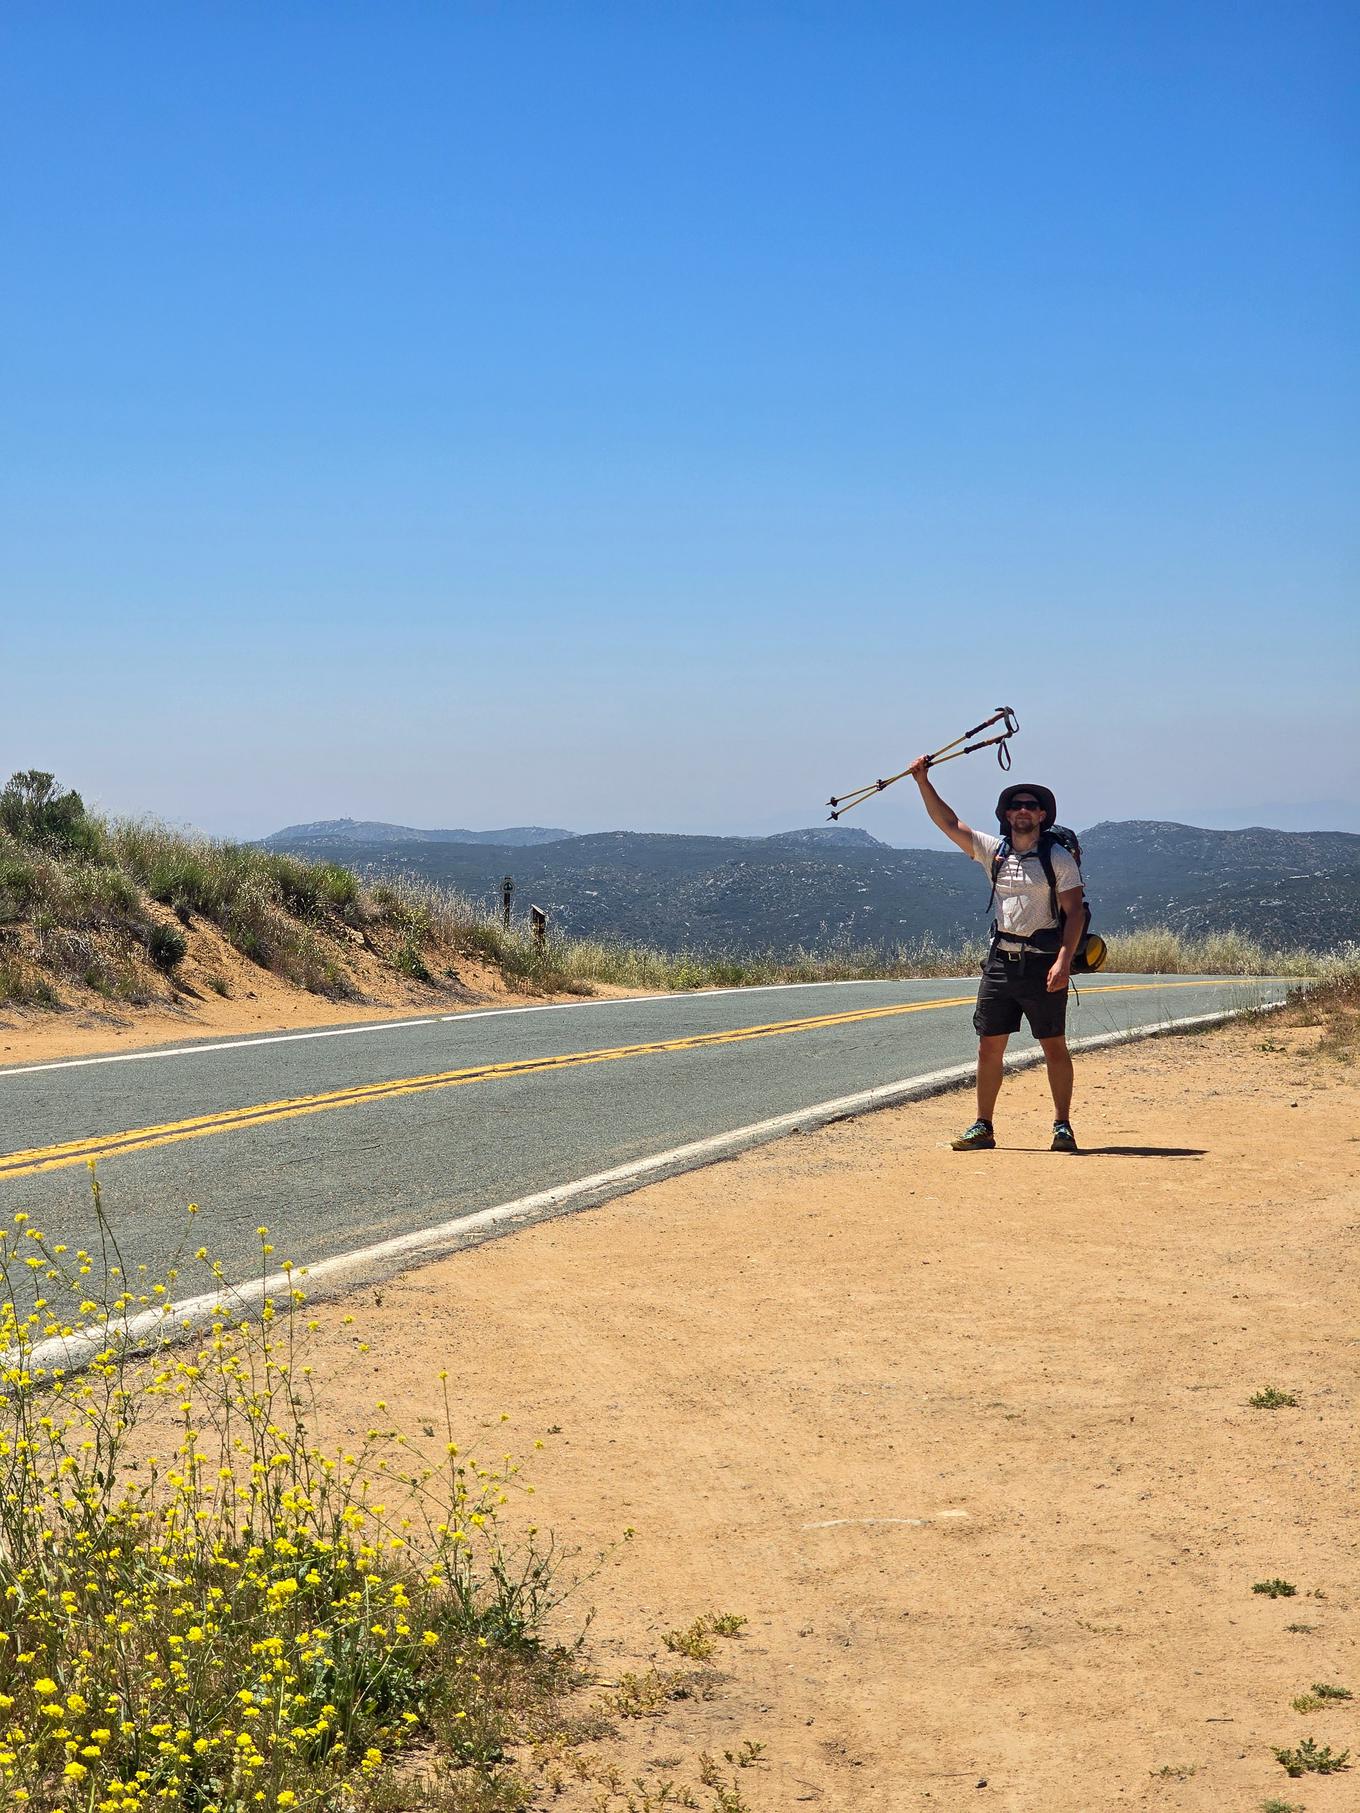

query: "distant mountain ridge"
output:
265 818 574 848
1080 819 1360 883
260 817 1360 953
263 818 885 853
1077 820 1360 948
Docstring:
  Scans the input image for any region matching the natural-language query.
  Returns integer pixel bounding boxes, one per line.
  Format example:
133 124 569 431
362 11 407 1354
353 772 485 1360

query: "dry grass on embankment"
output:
0 771 598 1030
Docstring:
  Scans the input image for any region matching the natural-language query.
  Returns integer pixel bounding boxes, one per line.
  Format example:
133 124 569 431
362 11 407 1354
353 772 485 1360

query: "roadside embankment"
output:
0 771 614 1065
282 1009 1357 1810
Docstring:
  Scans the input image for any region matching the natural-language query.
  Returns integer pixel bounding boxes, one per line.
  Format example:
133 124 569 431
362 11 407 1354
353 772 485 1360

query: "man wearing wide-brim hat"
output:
906 757 1084 1152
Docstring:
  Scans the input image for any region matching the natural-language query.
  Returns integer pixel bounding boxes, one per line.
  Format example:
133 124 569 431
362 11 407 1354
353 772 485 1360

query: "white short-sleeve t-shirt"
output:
967 830 1081 940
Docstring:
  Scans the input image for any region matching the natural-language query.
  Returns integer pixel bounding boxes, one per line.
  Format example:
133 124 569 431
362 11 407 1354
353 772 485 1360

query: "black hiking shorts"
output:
973 948 1069 1040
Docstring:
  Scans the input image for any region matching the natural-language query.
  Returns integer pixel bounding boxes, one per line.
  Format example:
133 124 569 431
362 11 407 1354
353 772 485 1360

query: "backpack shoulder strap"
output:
1035 832 1060 921
985 837 1008 919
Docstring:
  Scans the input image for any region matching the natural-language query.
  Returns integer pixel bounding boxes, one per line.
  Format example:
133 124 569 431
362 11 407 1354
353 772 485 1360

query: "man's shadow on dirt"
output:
1079 1145 1206 1157
993 1146 1207 1158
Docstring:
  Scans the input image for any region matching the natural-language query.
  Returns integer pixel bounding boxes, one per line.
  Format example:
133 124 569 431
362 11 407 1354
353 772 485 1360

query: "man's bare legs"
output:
976 1034 1009 1121
1039 1035 1073 1122
976 1033 1073 1125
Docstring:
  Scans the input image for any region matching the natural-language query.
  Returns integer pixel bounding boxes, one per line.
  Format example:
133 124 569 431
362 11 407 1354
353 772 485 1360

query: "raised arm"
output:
907 755 976 857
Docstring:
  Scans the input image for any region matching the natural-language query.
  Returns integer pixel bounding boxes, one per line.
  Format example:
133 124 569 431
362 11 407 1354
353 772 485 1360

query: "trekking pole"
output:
826 706 1019 820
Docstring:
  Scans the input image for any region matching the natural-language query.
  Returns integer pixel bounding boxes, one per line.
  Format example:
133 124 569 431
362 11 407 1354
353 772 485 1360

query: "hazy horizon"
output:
234 797 1360 845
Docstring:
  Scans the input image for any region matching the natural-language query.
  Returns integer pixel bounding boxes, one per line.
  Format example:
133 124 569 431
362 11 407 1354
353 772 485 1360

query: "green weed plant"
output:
1249 1387 1300 1410
1272 1735 1351 1776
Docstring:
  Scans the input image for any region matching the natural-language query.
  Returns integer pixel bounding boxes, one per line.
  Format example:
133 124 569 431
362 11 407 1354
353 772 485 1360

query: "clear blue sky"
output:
3 1 1356 844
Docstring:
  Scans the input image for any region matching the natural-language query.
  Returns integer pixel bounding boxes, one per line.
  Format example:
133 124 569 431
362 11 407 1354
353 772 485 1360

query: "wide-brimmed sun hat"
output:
995 782 1056 829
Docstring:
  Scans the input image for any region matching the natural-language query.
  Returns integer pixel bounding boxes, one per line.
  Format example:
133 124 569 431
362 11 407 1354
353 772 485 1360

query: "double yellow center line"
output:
0 981 1229 1182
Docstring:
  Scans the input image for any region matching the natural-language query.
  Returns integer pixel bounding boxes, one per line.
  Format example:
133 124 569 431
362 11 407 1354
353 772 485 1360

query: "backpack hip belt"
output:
992 933 1058 957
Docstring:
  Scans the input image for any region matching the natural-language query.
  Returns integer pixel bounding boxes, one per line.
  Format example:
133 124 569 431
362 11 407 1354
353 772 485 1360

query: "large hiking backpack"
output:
987 826 1107 972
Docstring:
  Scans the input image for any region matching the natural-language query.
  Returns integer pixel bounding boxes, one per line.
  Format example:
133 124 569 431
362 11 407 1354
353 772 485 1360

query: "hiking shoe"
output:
1051 1121 1079 1153
951 1120 996 1151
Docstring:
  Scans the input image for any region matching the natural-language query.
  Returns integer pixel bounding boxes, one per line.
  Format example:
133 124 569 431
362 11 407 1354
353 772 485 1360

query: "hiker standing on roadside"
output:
906 757 1085 1153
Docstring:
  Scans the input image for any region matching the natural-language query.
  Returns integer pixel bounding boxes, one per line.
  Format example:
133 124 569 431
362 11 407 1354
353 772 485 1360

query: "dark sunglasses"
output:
1006 799 1042 810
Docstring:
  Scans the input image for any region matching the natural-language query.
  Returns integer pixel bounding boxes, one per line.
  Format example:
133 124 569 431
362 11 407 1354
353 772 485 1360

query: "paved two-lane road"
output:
0 975 1286 1292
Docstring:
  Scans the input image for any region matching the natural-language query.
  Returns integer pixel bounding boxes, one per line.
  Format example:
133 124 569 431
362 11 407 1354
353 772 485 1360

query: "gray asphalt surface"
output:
0 975 1286 1291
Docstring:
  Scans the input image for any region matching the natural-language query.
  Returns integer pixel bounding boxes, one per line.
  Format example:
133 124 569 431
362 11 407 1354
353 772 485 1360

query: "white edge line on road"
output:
802 1512 970 1529
0 978 905 1080
21 1002 1277 1377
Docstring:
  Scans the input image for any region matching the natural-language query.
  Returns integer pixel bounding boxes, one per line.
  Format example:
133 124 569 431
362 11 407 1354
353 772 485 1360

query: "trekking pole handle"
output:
926 729 1013 768
962 705 1019 741
962 712 1000 740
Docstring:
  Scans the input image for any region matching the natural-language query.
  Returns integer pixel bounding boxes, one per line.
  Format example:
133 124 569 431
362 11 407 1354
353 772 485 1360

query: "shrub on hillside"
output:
0 770 102 857
143 920 188 971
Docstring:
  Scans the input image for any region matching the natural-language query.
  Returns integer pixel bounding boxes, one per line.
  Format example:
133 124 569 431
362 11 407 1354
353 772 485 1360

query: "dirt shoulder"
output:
286 1017 1357 1811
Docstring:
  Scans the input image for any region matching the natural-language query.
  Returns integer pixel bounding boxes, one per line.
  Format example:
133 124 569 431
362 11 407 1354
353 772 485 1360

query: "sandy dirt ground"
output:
270 1017 1359 1812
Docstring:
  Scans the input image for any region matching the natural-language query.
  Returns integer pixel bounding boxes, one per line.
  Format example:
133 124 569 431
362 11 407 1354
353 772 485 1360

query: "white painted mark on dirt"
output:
802 1511 970 1529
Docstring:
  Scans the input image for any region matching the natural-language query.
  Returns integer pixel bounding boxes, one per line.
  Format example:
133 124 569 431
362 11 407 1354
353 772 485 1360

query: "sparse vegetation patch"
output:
1273 954 1360 1059
1272 1735 1351 1776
